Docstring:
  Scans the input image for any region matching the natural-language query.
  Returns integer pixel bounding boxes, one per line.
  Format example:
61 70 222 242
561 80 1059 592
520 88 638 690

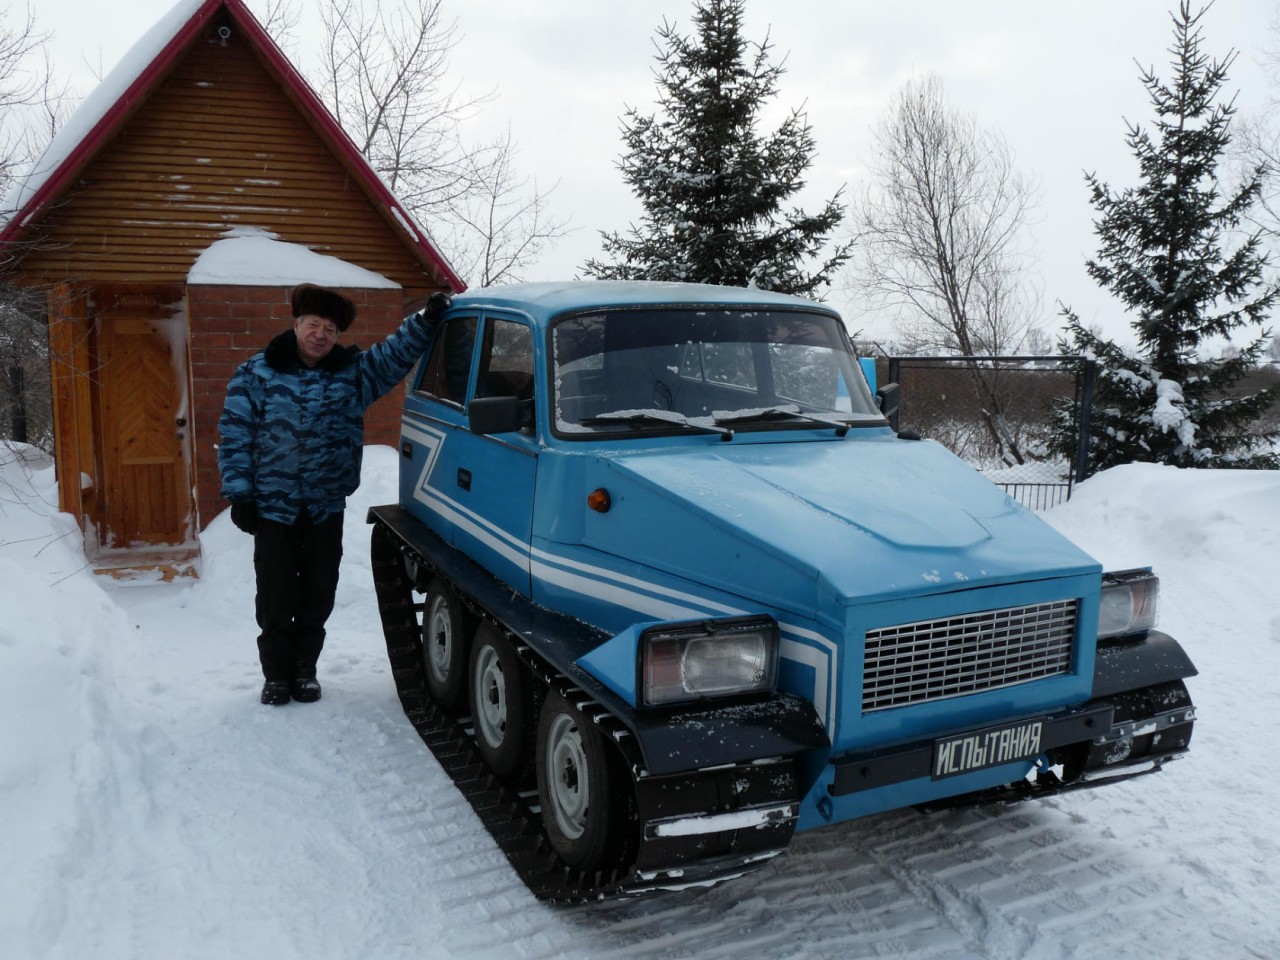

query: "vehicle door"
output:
400 311 478 546
400 310 536 595
452 314 537 596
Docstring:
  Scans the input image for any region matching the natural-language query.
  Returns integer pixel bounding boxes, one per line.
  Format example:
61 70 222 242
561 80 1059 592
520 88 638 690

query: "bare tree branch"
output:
0 6 72 452
257 0 300 46
0 4 60 204
276 0 569 285
850 74 1042 357
317 0 491 209
1234 10 1280 244
850 74 1045 464
443 129 572 286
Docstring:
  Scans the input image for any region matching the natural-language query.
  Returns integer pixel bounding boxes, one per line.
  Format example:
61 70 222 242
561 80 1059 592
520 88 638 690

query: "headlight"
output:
1098 569 1159 639
640 616 779 706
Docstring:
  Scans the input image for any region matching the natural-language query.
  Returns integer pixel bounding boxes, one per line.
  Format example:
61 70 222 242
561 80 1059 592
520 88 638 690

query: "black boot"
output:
290 677 322 703
261 680 291 705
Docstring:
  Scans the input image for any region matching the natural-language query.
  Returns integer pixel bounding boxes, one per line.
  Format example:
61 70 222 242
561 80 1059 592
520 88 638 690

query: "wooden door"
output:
94 286 195 548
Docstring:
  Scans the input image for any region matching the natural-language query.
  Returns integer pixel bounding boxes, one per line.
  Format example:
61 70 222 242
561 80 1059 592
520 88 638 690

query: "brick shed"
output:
0 0 463 578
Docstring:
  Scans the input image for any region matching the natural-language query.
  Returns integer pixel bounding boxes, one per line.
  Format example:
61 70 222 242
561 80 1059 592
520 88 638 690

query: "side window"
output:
476 319 534 401
772 343 841 408
680 342 757 391
417 316 478 405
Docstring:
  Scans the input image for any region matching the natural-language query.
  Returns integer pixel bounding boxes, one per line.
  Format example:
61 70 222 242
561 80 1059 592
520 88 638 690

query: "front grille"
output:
862 599 1078 713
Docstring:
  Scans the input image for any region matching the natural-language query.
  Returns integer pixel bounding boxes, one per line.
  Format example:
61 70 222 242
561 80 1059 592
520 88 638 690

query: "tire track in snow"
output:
537 799 1209 960
75 524 1279 960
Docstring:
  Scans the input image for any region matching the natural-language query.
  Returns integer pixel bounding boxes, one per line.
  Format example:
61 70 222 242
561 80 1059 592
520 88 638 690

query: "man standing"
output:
218 284 449 705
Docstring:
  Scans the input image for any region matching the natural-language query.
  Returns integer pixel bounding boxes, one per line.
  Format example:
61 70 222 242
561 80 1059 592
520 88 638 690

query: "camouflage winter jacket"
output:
217 310 437 525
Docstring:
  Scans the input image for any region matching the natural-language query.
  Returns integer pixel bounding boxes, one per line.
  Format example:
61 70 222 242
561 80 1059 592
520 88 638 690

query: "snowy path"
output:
5 451 1279 959
43 573 1279 960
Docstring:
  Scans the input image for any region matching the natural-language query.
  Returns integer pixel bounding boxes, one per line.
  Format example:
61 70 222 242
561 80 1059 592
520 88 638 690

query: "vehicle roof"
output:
450 280 842 326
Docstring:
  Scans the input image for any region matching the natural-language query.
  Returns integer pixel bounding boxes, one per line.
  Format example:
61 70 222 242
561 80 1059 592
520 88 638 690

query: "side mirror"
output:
875 382 900 432
468 395 526 435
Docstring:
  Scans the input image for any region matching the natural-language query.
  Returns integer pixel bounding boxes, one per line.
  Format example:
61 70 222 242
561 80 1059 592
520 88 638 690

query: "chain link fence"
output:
880 356 1088 510
876 357 1280 509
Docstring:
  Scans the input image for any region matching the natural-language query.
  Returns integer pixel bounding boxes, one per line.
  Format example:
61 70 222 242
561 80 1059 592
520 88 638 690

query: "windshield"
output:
552 307 883 436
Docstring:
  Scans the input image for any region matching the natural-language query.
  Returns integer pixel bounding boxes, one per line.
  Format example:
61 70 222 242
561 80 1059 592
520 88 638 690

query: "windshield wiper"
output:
712 405 851 436
579 409 734 439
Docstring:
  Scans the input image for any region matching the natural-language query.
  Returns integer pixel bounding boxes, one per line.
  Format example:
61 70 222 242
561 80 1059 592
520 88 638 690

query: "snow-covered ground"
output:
2 442 1277 960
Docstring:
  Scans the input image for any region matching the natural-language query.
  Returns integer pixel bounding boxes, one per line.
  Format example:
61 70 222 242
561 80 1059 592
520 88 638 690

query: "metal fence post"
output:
1072 359 1096 490
886 357 902 433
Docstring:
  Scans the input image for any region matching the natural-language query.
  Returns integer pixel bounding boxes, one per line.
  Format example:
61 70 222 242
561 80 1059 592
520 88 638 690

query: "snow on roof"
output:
1 0 206 219
188 227 400 288
1 0 465 292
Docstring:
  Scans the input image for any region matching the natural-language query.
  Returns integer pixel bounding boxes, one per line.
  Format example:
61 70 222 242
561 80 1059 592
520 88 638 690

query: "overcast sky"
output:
41 0 1280 346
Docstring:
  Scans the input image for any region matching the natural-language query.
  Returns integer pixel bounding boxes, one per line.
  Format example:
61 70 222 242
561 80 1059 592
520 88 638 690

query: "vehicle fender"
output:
1091 629 1198 699
628 693 830 775
369 504 828 775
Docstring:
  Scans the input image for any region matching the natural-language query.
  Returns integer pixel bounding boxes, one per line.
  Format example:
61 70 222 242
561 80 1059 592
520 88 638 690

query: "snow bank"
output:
0 444 132 951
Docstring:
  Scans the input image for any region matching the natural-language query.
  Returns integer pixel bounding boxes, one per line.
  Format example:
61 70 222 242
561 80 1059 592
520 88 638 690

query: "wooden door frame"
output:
84 282 196 553
48 283 96 526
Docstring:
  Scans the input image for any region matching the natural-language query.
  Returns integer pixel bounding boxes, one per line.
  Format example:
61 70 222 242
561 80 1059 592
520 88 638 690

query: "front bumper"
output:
828 682 1195 800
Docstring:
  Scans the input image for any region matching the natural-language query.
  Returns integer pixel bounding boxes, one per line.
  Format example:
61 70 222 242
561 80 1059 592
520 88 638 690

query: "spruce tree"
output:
583 0 851 297
1057 1 1280 472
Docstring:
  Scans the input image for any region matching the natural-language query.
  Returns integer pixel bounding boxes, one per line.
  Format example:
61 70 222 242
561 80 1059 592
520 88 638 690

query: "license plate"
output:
932 718 1045 780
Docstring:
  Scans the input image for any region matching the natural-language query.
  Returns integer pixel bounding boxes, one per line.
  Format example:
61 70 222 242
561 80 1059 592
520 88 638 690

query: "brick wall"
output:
188 284 424 531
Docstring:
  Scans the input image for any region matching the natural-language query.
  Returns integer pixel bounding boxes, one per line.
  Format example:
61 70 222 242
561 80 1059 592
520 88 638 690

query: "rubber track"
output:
369 520 792 902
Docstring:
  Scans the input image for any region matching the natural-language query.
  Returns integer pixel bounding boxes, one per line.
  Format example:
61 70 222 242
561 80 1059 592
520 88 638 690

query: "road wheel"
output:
469 622 538 782
421 577 470 712
536 688 614 870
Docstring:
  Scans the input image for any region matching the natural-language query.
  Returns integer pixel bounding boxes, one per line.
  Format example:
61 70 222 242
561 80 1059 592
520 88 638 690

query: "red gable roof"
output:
1 0 464 292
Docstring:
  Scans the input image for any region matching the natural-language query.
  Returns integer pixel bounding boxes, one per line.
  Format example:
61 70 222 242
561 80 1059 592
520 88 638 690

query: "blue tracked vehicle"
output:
367 281 1196 900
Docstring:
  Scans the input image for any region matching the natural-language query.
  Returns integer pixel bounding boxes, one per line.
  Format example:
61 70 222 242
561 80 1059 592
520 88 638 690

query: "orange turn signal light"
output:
587 488 611 513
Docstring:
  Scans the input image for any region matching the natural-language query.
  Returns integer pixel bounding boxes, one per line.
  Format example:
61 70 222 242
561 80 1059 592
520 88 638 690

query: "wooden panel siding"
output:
18 15 435 290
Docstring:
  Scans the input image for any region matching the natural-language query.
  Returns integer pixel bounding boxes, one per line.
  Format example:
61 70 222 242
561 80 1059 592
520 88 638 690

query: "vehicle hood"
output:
581 434 1099 617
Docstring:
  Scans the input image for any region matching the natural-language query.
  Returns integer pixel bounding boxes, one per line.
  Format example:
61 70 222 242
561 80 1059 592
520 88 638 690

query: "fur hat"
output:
291 284 356 331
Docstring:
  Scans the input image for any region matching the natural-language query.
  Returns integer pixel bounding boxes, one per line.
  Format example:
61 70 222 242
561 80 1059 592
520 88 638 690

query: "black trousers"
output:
253 511 344 682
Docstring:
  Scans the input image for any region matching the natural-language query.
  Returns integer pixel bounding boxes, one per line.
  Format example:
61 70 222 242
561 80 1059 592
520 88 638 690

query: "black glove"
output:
230 501 258 535
423 291 452 326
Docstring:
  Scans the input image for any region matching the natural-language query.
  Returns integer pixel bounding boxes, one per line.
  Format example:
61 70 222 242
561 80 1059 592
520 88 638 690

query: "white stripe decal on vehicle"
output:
399 415 838 735
401 421 446 508
779 630 835 734
530 543 743 616
530 559 710 622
